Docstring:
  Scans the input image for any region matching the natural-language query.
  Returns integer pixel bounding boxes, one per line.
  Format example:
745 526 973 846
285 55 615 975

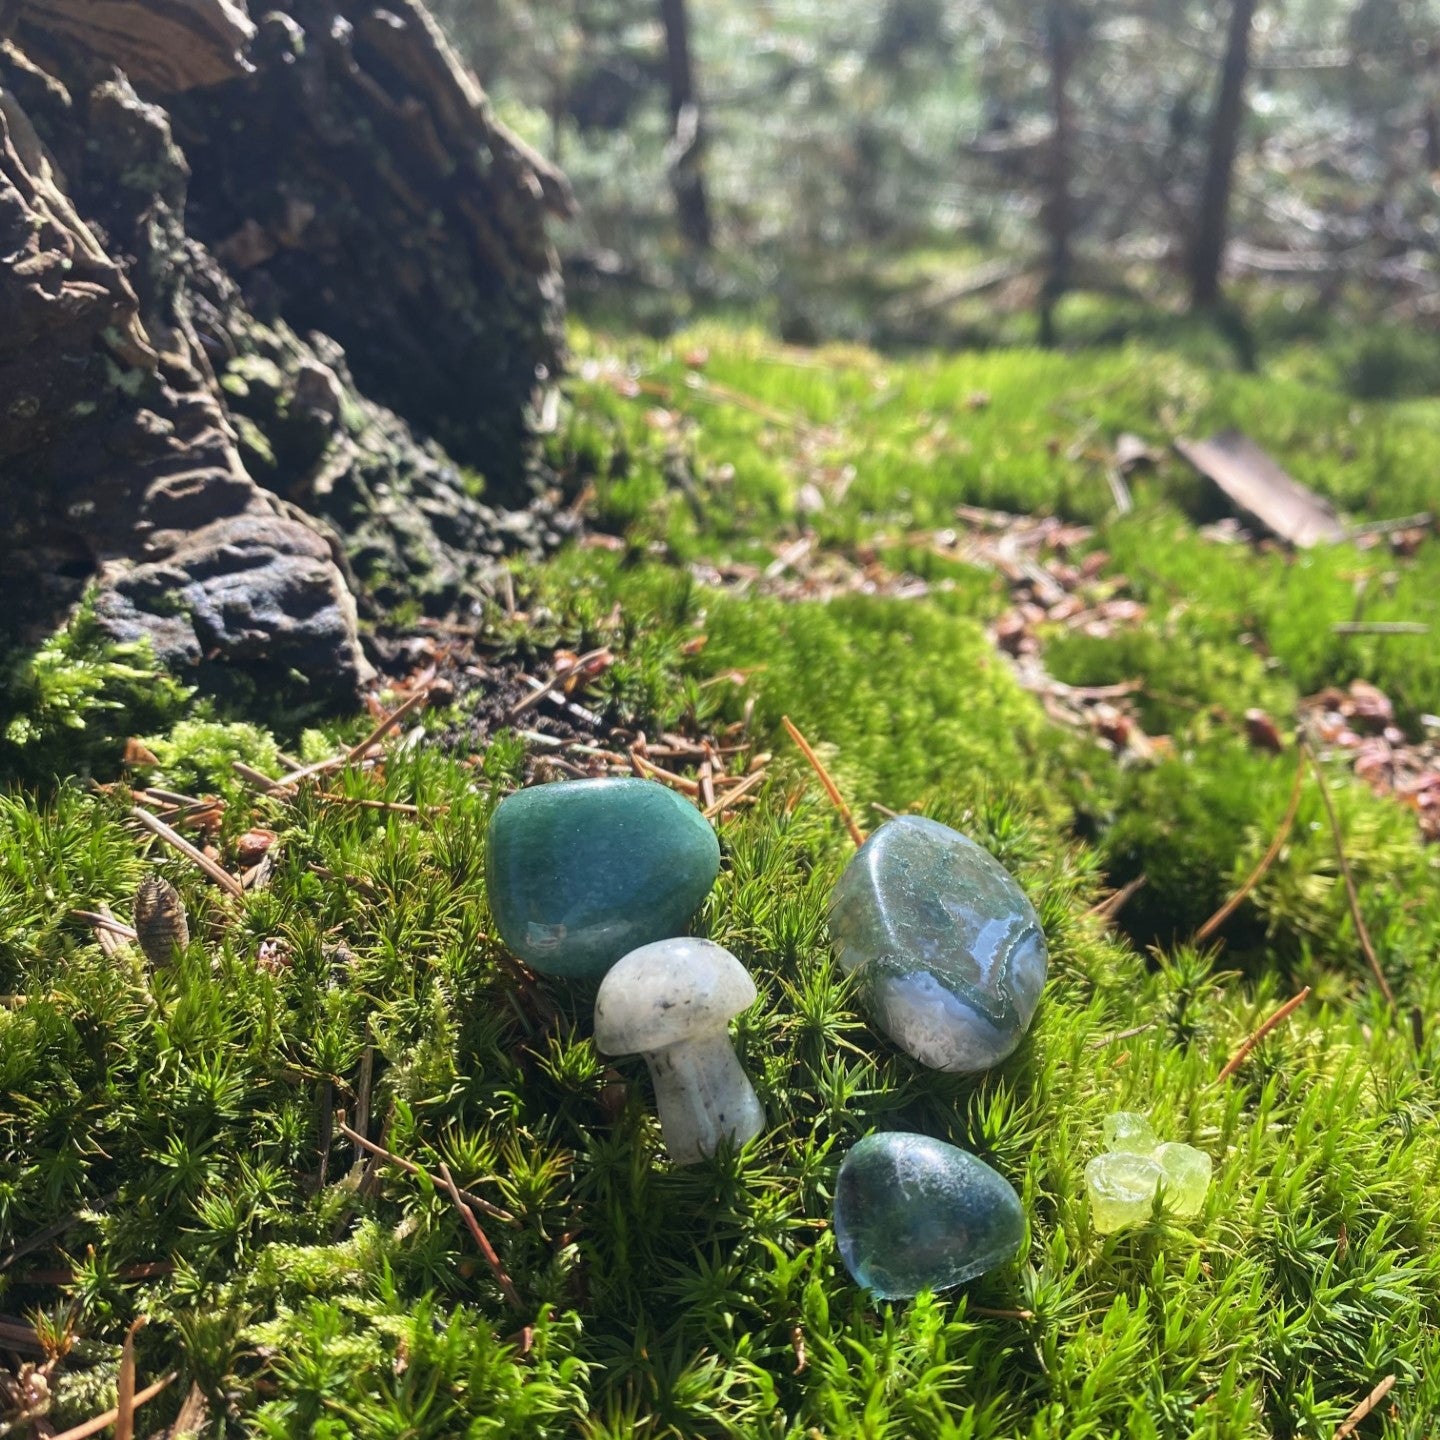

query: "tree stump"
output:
0 0 571 700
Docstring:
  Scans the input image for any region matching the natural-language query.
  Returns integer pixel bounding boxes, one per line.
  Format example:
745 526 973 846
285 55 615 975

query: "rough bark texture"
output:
0 0 570 702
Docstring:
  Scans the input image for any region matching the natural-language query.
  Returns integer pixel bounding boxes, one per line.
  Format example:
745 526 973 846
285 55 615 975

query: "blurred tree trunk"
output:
658 0 712 252
1190 0 1259 308
1038 0 1074 347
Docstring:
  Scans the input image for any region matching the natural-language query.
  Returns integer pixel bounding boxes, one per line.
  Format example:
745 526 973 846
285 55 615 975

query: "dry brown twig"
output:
781 715 865 847
47 1363 175 1440
114 1317 145 1440
1088 1020 1157 1050
337 1121 516 1225
1303 739 1398 1010
1333 1374 1397 1438
1214 987 1312 1085
437 1161 522 1310
703 767 767 820
506 648 611 724
265 687 433 792
131 807 244 900
312 793 450 818
1195 749 1307 945
1085 874 1147 925
629 749 702 796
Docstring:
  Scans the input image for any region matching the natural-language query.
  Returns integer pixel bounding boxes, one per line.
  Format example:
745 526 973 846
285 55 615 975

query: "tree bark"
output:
657 0 712 252
0 0 574 700
1190 0 1259 308
1038 0 1074 347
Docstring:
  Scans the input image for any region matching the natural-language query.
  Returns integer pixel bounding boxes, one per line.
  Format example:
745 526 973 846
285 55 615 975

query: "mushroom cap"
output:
593 937 757 1056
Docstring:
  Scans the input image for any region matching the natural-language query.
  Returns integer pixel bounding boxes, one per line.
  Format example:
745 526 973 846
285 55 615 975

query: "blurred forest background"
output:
435 0 1440 377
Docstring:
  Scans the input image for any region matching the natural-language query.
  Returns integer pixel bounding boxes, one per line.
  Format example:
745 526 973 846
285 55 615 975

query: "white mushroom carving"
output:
593 937 765 1164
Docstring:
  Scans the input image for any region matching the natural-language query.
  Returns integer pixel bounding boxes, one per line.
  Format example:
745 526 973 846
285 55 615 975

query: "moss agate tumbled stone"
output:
833 1133 1025 1299
829 815 1048 1071
486 778 721 979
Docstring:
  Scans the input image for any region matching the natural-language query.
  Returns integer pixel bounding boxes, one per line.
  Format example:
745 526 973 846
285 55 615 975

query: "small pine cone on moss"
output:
133 874 189 966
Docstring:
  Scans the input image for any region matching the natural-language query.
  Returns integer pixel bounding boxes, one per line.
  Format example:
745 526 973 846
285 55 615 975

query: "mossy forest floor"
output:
4 319 1440 1437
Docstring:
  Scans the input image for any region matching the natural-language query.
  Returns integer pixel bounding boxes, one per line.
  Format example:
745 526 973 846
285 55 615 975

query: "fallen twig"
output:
506 648 610 724
71 909 138 942
268 687 432 790
232 760 287 793
1334 1373 1397 1438
131 807 244 900
1086 874 1147 924
782 715 865 848
629 749 702 796
704 767 767 819
337 1121 516 1224
1195 750 1306 944
1330 621 1429 635
115 1317 145 1440
313 793 450 817
49 1370 175 1440
168 1383 210 1439
1214 987 1312 1084
1304 740 1398 1010
437 1161 522 1309
1088 1020 1157 1049
346 687 434 764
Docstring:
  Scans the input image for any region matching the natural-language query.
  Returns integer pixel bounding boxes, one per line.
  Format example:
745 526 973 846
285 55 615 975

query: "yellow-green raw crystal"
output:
1101 1111 1156 1154
1086 1112 1212 1233
1085 1152 1164 1234
1154 1142 1211 1217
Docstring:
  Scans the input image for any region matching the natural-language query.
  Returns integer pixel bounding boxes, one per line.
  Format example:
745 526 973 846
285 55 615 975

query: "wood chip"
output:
1175 431 1346 547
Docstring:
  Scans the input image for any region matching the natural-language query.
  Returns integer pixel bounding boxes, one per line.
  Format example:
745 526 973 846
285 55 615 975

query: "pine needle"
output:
1334 1373 1397 1438
1086 873 1147 925
781 715 865 847
114 1316 145 1440
131 806 244 899
1303 739 1397 1010
1195 748 1305 944
437 1160 522 1310
1214 987 1312 1084
338 1121 517 1224
47 1373 176 1440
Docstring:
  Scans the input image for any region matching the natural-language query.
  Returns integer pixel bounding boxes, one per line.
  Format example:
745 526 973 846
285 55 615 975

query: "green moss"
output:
139 719 283 800
0 596 192 786
8 320 1440 1435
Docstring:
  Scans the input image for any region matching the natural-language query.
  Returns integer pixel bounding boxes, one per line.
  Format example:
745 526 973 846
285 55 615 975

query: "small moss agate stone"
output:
833 1133 1025 1299
485 778 721 979
829 815 1048 1071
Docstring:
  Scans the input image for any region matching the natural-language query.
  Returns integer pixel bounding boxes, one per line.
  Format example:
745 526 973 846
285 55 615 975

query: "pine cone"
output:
133 874 189 966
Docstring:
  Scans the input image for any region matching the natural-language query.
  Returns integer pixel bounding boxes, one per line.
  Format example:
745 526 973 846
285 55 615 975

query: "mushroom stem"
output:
643 1030 765 1164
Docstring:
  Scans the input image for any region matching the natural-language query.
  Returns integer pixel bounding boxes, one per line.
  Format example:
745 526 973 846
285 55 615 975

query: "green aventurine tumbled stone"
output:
486 778 721 979
829 815 1048 1071
833 1132 1025 1299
